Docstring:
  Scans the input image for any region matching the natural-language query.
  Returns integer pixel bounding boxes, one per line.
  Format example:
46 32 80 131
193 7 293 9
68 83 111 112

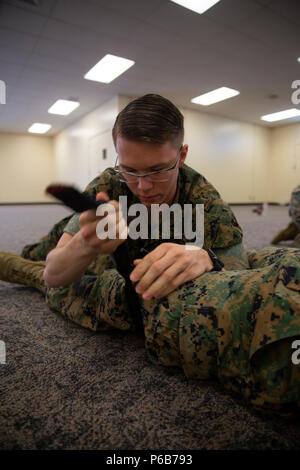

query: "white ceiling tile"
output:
0 61 23 85
17 65 80 88
26 53 85 78
51 0 141 38
0 44 31 65
0 3 46 35
267 0 300 26
146 1 204 35
0 0 299 132
41 18 114 50
203 0 264 25
236 6 300 54
0 27 38 51
99 0 165 21
252 0 274 5
33 36 95 66
4 0 58 17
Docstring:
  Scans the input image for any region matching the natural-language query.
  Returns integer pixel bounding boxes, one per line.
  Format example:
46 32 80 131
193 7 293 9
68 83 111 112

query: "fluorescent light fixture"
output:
170 0 221 14
28 123 52 134
261 108 300 122
48 99 80 115
84 54 135 84
191 87 240 106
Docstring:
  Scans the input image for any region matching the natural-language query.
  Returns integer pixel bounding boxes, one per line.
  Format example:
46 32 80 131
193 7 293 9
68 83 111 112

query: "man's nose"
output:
137 176 153 190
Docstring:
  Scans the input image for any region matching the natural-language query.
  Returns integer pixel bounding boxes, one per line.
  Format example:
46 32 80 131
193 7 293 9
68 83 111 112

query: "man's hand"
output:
79 191 128 255
129 243 214 300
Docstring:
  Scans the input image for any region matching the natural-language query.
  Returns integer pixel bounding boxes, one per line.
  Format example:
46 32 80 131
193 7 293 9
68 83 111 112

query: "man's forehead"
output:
115 136 177 152
116 138 177 169
118 153 171 171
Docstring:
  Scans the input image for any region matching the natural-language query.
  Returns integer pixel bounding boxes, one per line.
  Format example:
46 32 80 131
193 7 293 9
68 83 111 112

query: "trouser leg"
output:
138 247 300 412
0 252 46 294
45 268 136 332
248 245 300 268
5 240 300 412
250 336 300 415
271 222 299 245
174 247 300 412
20 212 115 275
45 245 299 414
21 215 72 260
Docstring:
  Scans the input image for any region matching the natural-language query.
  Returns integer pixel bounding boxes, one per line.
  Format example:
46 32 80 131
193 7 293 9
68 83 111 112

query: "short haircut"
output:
112 94 184 148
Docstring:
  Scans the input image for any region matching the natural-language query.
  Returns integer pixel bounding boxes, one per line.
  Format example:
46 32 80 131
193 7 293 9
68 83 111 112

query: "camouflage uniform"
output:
44 244 300 415
21 215 72 261
289 185 300 230
45 163 246 330
5 165 300 414
62 164 245 263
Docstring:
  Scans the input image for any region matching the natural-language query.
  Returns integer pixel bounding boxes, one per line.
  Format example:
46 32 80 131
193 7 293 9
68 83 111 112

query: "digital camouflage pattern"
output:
43 245 300 415
63 164 244 261
2 166 299 414
289 184 300 230
21 214 115 274
21 215 73 261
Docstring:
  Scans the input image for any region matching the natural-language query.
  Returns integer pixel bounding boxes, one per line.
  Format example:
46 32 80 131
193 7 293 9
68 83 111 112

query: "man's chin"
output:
139 196 160 205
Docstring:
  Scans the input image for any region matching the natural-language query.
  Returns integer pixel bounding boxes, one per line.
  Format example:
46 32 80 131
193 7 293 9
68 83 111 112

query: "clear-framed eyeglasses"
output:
114 145 183 183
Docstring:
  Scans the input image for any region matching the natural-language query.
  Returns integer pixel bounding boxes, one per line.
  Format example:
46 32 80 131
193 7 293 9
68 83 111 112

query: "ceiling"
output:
0 0 300 136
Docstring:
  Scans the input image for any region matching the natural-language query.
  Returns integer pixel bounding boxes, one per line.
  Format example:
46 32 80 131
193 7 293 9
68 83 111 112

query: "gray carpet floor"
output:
1 203 300 450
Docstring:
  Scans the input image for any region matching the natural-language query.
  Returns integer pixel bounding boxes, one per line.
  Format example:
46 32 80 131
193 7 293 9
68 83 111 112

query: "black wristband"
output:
207 248 224 272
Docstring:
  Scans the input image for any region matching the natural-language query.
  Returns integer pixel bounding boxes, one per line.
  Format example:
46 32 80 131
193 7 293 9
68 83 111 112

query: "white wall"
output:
183 108 271 204
0 133 54 203
53 95 120 191
269 123 300 203
1 94 299 204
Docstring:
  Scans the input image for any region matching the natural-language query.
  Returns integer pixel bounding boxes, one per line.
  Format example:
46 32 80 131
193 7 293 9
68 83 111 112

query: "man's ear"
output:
179 144 188 167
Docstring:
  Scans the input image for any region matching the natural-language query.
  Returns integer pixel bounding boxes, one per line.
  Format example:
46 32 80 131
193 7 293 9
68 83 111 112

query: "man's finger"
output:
134 254 177 294
141 262 186 299
133 259 143 265
129 245 172 282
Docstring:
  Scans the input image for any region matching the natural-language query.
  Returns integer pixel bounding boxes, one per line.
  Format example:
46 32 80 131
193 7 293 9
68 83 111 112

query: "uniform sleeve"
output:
205 197 243 250
183 169 243 251
63 213 80 235
214 242 250 270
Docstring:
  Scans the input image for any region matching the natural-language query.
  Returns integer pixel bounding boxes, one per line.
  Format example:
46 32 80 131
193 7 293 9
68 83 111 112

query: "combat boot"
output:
271 221 300 244
0 252 46 294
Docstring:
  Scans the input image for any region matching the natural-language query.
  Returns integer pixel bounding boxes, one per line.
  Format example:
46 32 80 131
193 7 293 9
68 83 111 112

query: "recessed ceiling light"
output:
191 87 240 105
84 54 135 84
297 57 300 62
48 99 80 115
28 123 52 134
170 0 221 14
261 108 300 122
